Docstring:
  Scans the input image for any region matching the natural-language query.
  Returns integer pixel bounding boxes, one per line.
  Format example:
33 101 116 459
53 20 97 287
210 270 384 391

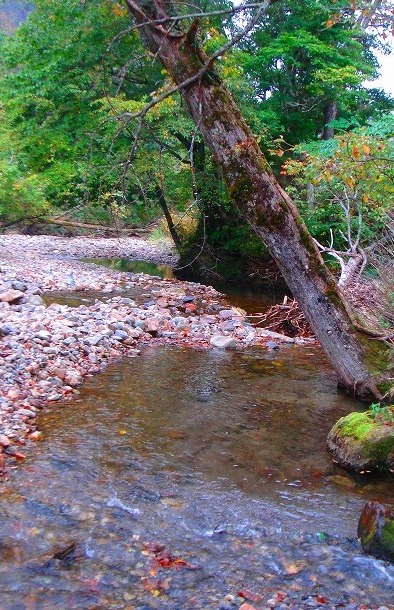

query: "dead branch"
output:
250 296 315 338
44 218 149 234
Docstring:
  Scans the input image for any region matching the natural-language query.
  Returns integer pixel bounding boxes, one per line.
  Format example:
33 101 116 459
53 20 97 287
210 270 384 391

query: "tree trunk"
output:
154 183 182 250
124 0 392 401
322 102 337 140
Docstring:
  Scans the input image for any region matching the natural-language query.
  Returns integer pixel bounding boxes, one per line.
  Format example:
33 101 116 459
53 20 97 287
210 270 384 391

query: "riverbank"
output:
0 234 302 470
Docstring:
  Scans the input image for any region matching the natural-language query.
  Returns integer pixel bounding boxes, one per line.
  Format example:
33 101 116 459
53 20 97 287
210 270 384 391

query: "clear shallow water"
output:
82 257 282 314
83 257 176 280
0 346 393 608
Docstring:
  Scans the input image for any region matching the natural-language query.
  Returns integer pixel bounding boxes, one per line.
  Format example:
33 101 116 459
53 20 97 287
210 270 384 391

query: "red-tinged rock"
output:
276 591 288 602
146 319 160 336
315 595 328 603
64 369 83 386
239 604 257 610
52 367 66 380
156 298 168 307
358 501 394 562
0 434 11 447
237 590 262 603
14 452 26 460
29 431 43 442
0 289 24 304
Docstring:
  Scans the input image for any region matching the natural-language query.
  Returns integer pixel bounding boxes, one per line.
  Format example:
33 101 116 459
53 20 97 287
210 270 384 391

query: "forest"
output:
0 1 393 247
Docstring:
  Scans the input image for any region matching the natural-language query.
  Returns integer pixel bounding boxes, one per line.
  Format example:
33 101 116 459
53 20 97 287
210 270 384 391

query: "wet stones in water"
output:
52 541 85 565
358 501 394 562
129 483 161 503
25 541 86 573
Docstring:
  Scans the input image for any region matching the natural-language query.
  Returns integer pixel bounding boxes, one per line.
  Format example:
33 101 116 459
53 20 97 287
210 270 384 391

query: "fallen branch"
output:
250 296 315 338
44 218 150 234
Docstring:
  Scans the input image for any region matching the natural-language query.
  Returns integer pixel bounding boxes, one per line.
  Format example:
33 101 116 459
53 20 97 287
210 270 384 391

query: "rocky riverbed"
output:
1 235 394 610
0 234 299 469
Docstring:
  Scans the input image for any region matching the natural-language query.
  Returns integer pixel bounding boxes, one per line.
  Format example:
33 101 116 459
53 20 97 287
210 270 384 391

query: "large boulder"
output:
358 501 394 562
327 410 394 473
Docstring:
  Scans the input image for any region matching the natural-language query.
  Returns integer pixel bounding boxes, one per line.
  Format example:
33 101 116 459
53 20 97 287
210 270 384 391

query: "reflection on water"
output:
83 257 283 313
0 346 393 608
83 257 175 279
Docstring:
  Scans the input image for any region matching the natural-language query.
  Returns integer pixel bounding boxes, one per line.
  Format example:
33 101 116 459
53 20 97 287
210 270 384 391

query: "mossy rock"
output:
358 501 394 562
327 410 394 473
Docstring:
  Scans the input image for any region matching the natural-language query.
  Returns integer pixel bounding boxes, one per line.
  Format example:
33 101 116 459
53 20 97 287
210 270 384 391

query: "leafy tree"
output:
240 0 394 145
0 0 166 213
281 114 394 248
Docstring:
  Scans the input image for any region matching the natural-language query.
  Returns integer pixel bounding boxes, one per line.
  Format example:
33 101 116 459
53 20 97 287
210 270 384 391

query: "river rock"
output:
358 501 394 562
0 289 25 304
113 329 129 341
18 408 36 418
27 295 46 307
218 309 236 320
327 411 394 473
11 281 27 291
0 434 11 447
145 319 159 336
36 330 52 341
171 316 189 330
255 328 295 343
210 335 237 349
63 369 83 386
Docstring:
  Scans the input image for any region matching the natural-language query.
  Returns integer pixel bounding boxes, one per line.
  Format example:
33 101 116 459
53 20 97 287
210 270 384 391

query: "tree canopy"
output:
0 0 392 233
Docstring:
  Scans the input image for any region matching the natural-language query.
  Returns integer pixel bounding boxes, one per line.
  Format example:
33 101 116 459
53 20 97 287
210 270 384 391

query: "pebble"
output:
0 433 10 447
18 408 36 418
210 335 238 349
0 289 25 303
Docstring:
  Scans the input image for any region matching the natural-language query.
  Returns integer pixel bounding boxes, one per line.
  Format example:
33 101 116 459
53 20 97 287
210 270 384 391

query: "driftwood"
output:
44 218 150 234
249 296 314 338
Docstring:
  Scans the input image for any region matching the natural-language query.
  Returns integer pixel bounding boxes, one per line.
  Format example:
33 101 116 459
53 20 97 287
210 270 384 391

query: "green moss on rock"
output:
358 501 394 562
327 409 394 472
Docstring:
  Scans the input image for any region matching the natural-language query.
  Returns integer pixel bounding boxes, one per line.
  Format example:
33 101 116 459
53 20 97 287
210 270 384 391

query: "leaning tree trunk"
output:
124 0 392 401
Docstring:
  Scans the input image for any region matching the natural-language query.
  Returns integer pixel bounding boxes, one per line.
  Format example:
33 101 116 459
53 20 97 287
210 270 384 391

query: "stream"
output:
0 261 393 609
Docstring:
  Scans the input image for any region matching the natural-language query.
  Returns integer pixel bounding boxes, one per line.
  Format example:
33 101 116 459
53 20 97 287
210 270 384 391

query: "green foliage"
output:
0 0 393 261
0 103 48 224
369 403 394 424
279 115 394 248
0 0 166 214
240 0 394 145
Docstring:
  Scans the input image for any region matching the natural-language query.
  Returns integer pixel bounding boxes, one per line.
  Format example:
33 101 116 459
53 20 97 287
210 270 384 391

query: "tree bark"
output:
124 0 392 401
154 183 182 250
322 102 337 140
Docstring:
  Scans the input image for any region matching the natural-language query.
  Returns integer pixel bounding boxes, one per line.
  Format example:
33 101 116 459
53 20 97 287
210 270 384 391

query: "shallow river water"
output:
1 343 394 609
1 259 394 609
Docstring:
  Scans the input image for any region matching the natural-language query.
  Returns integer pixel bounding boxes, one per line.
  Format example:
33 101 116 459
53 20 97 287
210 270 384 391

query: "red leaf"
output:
315 595 329 603
237 590 262 603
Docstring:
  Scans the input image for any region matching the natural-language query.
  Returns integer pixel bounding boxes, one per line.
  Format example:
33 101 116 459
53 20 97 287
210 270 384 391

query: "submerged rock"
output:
358 501 394 562
327 410 394 473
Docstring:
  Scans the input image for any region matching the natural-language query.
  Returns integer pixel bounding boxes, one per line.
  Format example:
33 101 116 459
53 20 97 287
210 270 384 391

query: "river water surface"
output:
0 264 393 609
